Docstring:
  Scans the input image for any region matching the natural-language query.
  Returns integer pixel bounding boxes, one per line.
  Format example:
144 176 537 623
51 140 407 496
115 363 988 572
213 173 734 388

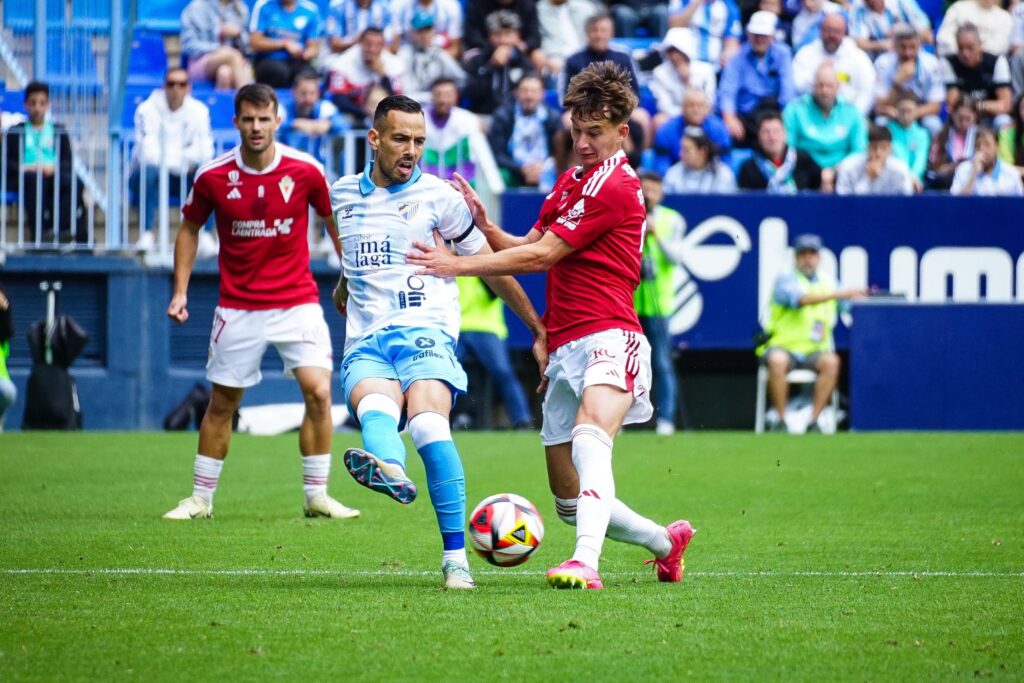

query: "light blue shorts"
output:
342 326 468 409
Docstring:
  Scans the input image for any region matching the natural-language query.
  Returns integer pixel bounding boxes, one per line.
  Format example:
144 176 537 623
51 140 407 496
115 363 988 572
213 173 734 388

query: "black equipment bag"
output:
22 363 82 429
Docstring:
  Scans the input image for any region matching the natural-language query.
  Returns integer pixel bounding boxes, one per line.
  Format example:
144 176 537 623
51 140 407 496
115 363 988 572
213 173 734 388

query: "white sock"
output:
555 495 670 557
192 454 224 504
301 453 331 500
442 548 468 566
570 424 615 571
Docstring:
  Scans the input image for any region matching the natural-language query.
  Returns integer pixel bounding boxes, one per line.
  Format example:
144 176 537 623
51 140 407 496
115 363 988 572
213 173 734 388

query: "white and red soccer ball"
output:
469 493 544 567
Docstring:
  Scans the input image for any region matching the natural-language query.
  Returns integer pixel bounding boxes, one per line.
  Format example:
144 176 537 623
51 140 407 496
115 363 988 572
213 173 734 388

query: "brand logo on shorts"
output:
414 337 436 349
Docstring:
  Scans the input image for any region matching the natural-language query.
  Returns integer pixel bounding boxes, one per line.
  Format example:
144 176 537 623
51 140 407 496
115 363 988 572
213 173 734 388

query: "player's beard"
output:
243 132 273 155
381 155 415 185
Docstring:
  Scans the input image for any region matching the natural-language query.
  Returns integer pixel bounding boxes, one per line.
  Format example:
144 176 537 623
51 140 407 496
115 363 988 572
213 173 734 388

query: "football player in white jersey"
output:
331 95 547 589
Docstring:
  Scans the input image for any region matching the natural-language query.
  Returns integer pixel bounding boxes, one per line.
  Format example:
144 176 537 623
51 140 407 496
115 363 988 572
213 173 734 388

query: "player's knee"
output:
302 381 332 414
554 496 577 526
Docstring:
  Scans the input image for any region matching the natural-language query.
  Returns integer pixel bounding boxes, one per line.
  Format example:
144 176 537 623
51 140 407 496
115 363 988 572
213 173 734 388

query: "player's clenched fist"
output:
167 294 189 323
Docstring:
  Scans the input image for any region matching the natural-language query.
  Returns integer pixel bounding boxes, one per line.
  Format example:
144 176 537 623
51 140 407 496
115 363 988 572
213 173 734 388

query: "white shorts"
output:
206 304 333 388
540 329 653 446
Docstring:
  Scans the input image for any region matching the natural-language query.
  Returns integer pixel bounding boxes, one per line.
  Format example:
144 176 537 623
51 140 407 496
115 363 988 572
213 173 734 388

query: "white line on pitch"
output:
1 568 1022 578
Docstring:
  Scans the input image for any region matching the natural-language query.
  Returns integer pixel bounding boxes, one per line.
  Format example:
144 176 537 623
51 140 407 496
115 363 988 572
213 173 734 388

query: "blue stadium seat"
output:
136 0 188 34
121 85 155 130
0 90 27 116
729 148 754 176
127 31 169 88
72 1 121 30
3 0 62 33
45 30 103 94
191 88 237 131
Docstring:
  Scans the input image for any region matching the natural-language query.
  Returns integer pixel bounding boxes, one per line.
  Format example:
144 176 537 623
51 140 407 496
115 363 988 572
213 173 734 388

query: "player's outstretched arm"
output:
409 229 573 278
168 220 202 324
447 172 539 252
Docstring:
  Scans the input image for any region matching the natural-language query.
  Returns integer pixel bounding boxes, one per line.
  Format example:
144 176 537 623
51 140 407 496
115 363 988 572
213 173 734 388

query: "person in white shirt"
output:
836 125 916 194
950 126 1024 195
936 0 1012 58
131 68 214 234
325 27 406 123
649 27 718 129
537 0 601 75
397 10 466 104
791 0 842 52
793 13 877 114
873 24 945 135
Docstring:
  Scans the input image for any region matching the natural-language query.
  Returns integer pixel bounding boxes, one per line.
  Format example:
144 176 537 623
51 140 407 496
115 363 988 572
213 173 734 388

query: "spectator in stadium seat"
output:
421 78 484 181
0 284 14 432
611 0 670 39
784 62 867 179
941 23 1013 129
849 0 901 60
719 11 795 145
653 88 731 170
873 24 945 136
456 276 535 430
4 82 81 243
279 70 347 164
326 0 393 54
757 0 795 47
757 233 866 434
667 0 743 71
181 0 253 91
738 110 824 191
887 94 931 181
835 124 916 194
326 27 405 123
950 126 1024 194
398 10 466 105
791 0 841 53
249 0 323 89
465 0 547 74
130 68 215 240
997 94 1024 181
488 74 562 187
663 125 738 192
464 11 534 115
926 97 978 189
538 0 600 76
792 13 877 115
936 0 1012 58
634 171 686 436
389 0 464 58
0 101 25 132
649 27 718 130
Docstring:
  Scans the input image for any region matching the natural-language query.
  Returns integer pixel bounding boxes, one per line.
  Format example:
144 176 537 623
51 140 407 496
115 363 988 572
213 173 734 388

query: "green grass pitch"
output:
1 431 1022 681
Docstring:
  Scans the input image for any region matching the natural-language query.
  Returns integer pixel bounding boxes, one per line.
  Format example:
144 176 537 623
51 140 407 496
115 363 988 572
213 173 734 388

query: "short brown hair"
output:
562 61 637 126
234 83 278 115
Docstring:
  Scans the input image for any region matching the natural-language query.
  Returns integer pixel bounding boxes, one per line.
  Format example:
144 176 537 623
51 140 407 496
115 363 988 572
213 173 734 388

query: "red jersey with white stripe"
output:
533 150 646 352
182 144 333 310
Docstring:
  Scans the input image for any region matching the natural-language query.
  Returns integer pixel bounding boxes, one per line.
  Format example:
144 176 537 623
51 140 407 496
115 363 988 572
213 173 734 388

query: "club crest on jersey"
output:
556 198 585 230
279 175 295 203
227 170 242 187
398 201 419 221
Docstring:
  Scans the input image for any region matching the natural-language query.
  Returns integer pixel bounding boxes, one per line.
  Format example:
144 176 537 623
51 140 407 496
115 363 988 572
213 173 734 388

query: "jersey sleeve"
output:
181 171 215 225
547 180 639 251
436 185 485 255
308 165 333 217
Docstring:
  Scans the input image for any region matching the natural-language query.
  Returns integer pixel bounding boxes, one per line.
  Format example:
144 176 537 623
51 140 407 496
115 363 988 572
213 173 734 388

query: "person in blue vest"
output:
757 234 866 433
279 70 348 165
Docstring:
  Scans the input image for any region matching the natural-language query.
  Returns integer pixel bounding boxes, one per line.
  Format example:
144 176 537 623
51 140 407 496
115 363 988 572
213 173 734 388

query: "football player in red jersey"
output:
162 83 360 522
409 62 694 590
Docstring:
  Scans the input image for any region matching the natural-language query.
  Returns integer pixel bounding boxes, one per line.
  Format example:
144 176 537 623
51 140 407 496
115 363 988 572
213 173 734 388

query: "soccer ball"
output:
468 493 544 567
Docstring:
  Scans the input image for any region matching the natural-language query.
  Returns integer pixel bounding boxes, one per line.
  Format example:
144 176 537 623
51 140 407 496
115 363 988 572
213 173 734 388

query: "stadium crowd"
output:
149 0 1024 195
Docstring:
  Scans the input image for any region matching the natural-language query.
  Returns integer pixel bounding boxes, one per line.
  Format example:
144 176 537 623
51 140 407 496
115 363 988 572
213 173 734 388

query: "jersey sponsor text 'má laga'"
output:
182 145 333 310
535 149 646 352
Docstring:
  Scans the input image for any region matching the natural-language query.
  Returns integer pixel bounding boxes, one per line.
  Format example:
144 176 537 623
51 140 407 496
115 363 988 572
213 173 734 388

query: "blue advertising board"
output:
499 193 1024 351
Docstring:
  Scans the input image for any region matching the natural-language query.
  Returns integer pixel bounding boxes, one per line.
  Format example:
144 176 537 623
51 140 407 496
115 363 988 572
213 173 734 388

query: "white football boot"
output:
442 560 477 590
163 495 213 520
304 492 361 519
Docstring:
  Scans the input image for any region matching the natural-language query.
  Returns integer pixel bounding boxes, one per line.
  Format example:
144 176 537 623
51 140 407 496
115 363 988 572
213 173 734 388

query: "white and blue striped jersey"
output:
330 164 486 352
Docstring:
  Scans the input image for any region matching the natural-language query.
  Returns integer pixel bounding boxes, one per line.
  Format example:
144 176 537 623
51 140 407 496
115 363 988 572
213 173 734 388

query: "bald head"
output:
820 13 846 52
682 89 710 124
812 62 839 111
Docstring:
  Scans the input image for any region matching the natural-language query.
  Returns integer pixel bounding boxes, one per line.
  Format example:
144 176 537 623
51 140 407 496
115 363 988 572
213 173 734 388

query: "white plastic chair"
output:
754 366 839 433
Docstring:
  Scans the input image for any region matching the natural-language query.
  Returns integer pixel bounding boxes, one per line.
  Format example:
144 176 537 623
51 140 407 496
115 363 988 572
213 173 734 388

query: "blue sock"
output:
409 413 466 550
360 410 407 469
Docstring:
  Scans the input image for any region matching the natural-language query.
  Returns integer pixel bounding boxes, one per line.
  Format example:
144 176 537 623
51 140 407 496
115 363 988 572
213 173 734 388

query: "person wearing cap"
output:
649 27 718 130
663 125 737 192
389 0 464 58
756 234 867 433
398 9 467 104
464 10 534 115
667 0 743 71
464 0 546 74
326 0 393 54
719 11 795 145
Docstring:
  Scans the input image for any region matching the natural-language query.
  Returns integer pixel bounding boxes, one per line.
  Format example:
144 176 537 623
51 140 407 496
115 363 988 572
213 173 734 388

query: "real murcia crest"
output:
398 201 419 221
279 175 295 203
